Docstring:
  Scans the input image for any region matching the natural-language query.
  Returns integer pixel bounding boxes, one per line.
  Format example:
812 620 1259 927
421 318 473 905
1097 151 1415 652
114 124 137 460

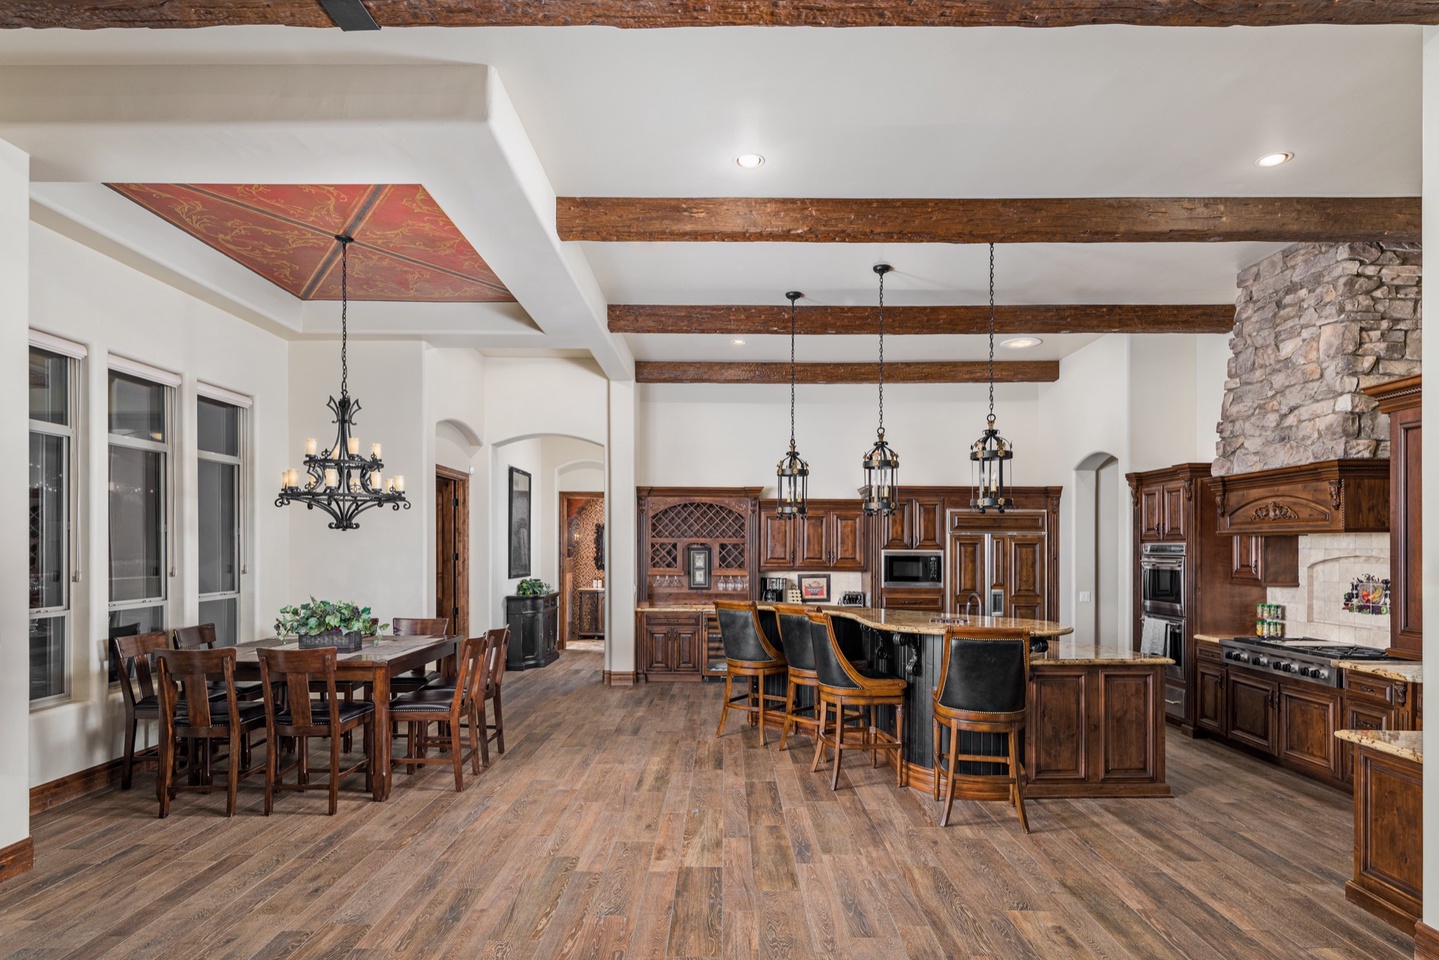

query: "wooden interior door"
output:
435 466 470 637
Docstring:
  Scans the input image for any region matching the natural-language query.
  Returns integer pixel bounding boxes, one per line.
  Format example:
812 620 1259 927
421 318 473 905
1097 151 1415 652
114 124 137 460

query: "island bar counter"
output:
648 603 1173 799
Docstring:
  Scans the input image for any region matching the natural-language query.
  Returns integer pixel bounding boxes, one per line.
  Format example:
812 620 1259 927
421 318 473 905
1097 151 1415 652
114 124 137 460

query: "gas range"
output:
1219 636 1392 688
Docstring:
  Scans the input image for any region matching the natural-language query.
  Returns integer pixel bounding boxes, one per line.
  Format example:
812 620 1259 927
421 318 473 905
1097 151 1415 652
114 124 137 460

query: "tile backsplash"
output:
1265 533 1391 647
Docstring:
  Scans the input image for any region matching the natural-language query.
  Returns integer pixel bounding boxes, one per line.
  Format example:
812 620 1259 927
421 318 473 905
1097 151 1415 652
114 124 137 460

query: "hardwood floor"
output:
1 648 1413 960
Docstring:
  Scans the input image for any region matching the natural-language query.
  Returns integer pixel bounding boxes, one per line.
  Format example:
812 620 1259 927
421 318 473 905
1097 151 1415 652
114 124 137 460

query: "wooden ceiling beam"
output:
557 197 1420 244
635 361 1059 384
610 303 1234 336
7 1 1439 28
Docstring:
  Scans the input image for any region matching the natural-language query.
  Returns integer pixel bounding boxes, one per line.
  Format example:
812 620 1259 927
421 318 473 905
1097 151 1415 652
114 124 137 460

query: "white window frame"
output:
196 391 248 645
28 338 82 708
106 366 175 640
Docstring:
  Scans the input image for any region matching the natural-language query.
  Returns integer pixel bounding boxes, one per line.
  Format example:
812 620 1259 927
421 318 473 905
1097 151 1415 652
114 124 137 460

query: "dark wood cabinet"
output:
877 589 943 612
639 611 703 680
1226 671 1278 756
1213 459 1389 536
759 500 868 571
1160 481 1189 541
1230 534 1299 586
1346 742 1423 934
505 593 559 671
1340 670 1420 784
1195 656 1226 736
1277 682 1341 781
1140 488 1163 541
1027 664 1166 795
882 497 945 551
1364 376 1422 659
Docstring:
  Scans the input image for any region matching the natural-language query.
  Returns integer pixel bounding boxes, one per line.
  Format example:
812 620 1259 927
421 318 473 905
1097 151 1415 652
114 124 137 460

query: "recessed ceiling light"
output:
1000 336 1043 349
735 154 765 169
1255 152 1294 168
731 338 747 345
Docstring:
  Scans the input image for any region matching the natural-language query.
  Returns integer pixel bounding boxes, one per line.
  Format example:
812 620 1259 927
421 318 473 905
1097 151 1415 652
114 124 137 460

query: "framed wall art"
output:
507 466 532 578
686 543 712 590
799 574 831 603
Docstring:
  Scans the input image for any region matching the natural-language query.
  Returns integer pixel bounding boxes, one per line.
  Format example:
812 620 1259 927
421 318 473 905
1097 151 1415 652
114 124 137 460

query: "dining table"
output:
230 633 459 801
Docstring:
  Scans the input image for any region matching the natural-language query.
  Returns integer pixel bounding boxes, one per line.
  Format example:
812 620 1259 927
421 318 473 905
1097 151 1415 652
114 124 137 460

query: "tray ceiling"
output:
108 183 513 303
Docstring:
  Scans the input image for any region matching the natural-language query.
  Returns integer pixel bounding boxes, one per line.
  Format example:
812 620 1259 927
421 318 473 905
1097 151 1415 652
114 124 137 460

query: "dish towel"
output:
1140 617 1169 657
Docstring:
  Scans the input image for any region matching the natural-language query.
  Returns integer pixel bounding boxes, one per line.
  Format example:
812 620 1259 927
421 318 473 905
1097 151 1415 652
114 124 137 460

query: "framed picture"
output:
686 543 712 590
799 574 831 603
507 467 531 578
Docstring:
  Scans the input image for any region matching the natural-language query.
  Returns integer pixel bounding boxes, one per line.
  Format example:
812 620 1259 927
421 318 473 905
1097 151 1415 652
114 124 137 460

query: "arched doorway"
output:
1074 451 1120 644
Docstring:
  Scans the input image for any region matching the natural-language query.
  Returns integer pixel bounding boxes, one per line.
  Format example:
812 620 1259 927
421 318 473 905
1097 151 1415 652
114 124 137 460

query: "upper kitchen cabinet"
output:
1137 476 1194 542
1212 459 1390 536
758 499 868 571
1363 376 1422 659
880 497 945 551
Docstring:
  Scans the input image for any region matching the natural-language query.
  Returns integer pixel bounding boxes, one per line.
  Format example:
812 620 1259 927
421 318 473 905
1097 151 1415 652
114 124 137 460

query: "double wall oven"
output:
1140 543 1187 720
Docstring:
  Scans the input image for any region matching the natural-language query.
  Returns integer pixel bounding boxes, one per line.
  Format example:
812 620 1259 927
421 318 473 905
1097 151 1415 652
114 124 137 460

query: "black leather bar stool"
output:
931 625 1032 832
714 600 788 744
808 610 907 790
772 603 819 750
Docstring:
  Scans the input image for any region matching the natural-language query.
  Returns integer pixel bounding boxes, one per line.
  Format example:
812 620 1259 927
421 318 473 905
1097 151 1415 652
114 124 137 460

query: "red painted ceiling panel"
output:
109 182 513 303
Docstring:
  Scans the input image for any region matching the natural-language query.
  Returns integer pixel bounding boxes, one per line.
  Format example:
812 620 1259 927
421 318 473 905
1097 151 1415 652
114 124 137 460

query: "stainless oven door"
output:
1140 558 1185 618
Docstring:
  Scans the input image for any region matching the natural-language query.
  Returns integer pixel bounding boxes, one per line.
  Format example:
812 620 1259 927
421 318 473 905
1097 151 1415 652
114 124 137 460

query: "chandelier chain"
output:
338 234 351 398
877 266 885 434
789 293 797 447
987 242 996 426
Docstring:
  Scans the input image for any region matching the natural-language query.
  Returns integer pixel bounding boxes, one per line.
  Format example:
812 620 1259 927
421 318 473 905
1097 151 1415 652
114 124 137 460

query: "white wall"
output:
1420 25 1438 922
0 139 30 847
287 339 425 622
28 222 291 786
1194 333 1230 463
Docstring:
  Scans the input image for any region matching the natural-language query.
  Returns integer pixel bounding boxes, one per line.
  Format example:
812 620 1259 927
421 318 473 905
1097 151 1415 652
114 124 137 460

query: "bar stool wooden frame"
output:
808 610 907 790
714 600 789 744
772 603 820 750
931 625 1032 832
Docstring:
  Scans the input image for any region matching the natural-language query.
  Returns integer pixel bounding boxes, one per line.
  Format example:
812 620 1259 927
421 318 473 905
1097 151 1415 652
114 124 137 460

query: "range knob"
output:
1298 665 1314 677
1313 669 1329 681
1280 662 1295 672
1253 656 1267 667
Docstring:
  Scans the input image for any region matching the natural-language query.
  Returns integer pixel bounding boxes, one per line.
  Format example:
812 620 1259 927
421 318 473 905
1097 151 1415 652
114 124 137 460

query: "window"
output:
108 369 172 643
197 395 243 647
29 346 75 703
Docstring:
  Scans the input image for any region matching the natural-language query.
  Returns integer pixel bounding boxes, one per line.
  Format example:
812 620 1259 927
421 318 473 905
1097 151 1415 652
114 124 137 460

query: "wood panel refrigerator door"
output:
950 534 985 614
1004 534 1047 621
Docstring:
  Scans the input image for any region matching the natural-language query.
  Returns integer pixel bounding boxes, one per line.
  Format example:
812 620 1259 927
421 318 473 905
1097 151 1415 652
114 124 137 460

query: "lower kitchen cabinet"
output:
1226 671 1279 756
639 611 704 681
1278 683 1342 781
1340 670 1421 784
1027 664 1167 796
1195 658 1226 736
878 588 944 612
1344 737 1423 934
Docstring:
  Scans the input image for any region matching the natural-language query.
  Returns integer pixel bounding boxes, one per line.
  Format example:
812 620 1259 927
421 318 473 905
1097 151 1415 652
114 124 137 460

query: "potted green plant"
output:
275 597 387 653
516 578 552 596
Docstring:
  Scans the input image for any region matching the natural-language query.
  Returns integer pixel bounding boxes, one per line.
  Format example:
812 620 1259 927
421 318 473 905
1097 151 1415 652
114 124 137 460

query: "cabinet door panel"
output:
912 499 945 550
988 536 1009 592
950 534 984 611
830 509 868 570
1393 414 1422 653
1226 671 1278 755
1029 669 1087 782
673 620 702 673
1161 482 1188 541
1278 684 1340 780
1196 662 1225 735
1341 699 1396 784
1140 489 1163 541
1098 670 1158 779
880 590 944 612
1231 535 1261 583
796 513 830 567
1007 535 1046 621
759 509 796 570
882 506 910 551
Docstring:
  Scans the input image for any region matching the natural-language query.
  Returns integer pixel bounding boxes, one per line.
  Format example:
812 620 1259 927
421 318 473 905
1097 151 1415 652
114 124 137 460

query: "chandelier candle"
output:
275 234 411 531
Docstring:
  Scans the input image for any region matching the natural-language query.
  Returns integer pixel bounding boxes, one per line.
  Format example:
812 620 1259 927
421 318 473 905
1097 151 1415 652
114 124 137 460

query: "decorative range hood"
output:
1212 459 1390 536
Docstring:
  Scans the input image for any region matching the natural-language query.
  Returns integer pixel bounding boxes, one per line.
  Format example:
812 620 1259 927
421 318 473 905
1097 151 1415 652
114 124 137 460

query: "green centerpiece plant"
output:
516 578 552 596
275 597 387 652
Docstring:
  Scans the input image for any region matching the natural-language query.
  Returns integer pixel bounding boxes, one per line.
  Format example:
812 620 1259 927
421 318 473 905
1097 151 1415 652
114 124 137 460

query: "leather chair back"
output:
936 628 1030 715
772 603 815 670
715 600 783 665
807 612 858 690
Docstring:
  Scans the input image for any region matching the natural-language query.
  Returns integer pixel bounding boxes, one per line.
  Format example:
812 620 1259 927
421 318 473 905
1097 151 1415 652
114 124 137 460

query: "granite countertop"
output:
1330 660 1424 683
1335 729 1423 764
1194 633 1230 644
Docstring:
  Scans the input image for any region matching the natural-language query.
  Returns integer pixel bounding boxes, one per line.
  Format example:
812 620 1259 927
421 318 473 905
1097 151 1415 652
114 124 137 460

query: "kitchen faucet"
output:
964 592 982 619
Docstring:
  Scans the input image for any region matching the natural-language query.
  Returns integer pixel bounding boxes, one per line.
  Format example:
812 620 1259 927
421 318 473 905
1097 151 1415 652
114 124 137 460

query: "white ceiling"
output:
0 23 1423 370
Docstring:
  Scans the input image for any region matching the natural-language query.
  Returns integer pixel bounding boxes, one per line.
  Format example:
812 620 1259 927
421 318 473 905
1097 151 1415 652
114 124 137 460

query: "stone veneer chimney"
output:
1213 242 1421 476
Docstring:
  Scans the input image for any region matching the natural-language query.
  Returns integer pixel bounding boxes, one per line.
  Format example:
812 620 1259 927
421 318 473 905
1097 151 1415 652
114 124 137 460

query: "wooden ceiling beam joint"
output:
635 361 1060 384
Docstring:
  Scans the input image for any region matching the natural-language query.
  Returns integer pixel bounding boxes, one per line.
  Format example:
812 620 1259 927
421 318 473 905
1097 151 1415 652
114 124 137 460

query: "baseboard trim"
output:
1413 919 1439 959
602 670 643 686
30 757 126 817
0 837 34 883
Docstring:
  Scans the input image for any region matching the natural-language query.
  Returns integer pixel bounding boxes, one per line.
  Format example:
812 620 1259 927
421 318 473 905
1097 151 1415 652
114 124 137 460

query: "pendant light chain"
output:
877 265 886 435
789 292 797 448
986 242 995 426
338 234 351 399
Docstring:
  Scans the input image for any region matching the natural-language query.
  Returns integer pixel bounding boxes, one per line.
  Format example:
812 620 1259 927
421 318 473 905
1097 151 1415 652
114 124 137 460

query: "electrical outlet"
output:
1079 591 1092 602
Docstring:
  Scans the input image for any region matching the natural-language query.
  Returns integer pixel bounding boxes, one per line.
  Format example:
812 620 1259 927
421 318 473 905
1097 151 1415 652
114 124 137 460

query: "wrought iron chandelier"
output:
971 243 1014 514
775 290 810 518
859 263 899 516
276 235 410 531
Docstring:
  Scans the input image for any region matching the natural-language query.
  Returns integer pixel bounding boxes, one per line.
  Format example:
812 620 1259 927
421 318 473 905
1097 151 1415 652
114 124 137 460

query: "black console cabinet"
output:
505 593 559 671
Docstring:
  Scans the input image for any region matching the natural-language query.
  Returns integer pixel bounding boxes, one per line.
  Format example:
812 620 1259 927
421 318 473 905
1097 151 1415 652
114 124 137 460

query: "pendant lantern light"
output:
276 235 411 530
860 264 899 516
775 290 809 518
971 243 1014 514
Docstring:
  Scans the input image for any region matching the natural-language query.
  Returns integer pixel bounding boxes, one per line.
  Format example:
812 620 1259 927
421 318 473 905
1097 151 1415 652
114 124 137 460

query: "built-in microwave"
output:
881 550 944 588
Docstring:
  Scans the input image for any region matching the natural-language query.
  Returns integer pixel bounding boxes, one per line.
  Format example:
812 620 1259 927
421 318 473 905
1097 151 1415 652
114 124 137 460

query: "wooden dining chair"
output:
258 646 375 815
389 634 489 791
483 626 510 756
808 610 908 791
112 630 169 790
154 647 266 818
173 623 264 702
390 616 450 692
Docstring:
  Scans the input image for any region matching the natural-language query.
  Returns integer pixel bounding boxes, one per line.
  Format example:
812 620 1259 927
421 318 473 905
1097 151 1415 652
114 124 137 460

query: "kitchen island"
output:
642 603 1173 798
